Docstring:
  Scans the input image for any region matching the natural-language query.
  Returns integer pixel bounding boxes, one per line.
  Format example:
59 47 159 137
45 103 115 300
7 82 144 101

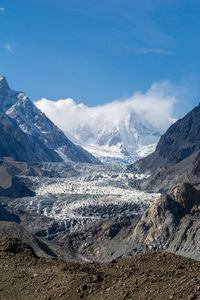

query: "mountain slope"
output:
0 158 37 197
0 75 100 164
128 103 200 192
130 103 200 174
0 110 62 163
66 111 162 164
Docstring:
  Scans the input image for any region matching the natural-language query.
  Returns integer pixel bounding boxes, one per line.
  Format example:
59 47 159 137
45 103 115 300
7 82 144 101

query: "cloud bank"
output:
35 80 176 136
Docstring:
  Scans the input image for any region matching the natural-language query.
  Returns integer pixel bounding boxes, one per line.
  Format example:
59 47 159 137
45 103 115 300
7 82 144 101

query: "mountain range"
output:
0 76 200 282
2 101 198 263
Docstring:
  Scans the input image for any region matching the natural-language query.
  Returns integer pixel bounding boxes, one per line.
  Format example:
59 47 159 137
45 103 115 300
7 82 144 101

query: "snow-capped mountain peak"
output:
0 75 100 164
71 110 162 164
0 75 9 92
36 96 175 164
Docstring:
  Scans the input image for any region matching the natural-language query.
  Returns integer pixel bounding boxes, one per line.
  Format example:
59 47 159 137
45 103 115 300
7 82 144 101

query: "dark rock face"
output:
131 104 200 172
0 205 21 223
0 176 35 197
170 182 200 214
128 104 200 192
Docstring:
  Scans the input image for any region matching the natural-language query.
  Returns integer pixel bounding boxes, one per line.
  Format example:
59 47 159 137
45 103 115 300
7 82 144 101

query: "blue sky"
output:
1 0 200 117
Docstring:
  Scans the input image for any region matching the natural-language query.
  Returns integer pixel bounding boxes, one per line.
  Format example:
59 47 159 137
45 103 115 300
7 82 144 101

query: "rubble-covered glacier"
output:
5 162 159 232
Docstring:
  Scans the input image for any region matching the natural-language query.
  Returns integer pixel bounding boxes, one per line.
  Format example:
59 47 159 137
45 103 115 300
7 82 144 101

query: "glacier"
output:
4 162 159 232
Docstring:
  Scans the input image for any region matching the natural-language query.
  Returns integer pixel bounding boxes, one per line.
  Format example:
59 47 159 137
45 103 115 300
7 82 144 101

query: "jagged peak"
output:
0 75 10 94
0 75 7 82
0 76 29 111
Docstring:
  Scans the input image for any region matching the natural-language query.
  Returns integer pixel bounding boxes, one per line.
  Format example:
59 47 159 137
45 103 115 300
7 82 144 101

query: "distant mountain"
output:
36 97 175 165
128 103 200 192
0 76 100 164
65 110 162 164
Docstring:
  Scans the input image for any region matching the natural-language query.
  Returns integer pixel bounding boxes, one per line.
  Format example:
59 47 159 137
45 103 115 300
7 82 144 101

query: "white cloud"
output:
0 7 5 12
35 80 177 136
4 43 13 53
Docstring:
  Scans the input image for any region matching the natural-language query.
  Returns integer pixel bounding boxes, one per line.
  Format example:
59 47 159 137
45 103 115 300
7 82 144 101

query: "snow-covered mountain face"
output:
66 110 161 164
36 92 176 164
0 76 100 164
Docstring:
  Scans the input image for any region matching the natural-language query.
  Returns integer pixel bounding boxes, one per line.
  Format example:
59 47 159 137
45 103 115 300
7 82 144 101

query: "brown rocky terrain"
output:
0 237 200 300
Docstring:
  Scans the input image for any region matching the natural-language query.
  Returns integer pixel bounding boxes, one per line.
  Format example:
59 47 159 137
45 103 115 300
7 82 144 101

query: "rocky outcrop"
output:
58 215 141 262
0 176 35 197
60 183 200 261
126 183 200 259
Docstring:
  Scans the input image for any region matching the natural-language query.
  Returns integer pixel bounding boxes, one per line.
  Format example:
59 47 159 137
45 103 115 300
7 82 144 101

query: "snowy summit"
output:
36 82 176 164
